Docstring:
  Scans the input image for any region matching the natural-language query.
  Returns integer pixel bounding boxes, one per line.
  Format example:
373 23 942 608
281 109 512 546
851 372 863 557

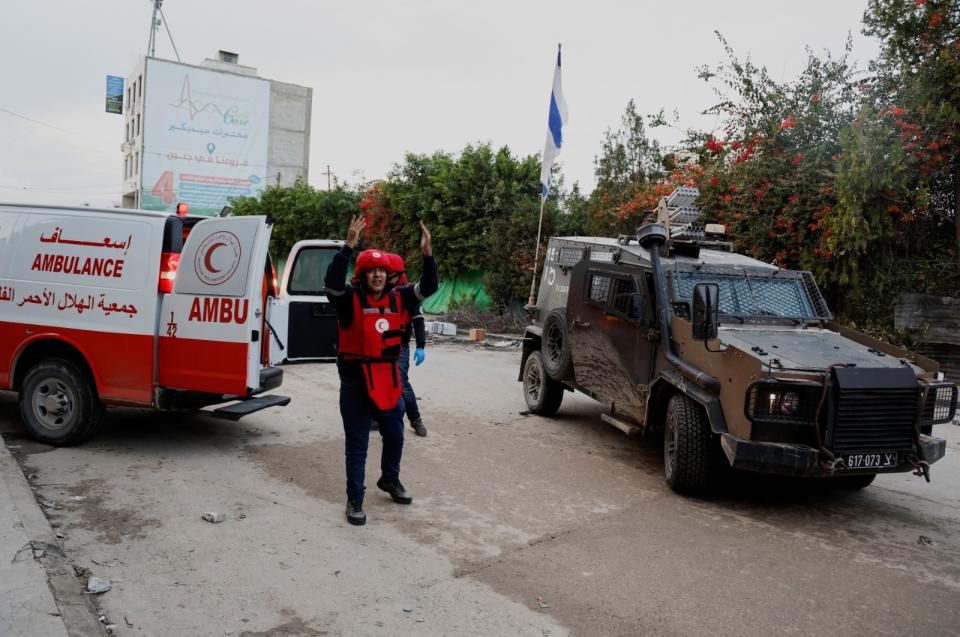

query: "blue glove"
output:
414 348 426 366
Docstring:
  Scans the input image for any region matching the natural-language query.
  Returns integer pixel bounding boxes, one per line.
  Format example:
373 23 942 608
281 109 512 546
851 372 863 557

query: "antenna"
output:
146 0 181 62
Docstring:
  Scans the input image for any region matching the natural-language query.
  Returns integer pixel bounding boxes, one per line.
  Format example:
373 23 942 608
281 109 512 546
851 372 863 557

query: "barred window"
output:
589 274 612 304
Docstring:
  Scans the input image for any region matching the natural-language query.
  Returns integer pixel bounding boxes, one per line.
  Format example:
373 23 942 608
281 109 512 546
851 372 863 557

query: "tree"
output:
587 100 668 235
230 178 359 260
849 0 960 274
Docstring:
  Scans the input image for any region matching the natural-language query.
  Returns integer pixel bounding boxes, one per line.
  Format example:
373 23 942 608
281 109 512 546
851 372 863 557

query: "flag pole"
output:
527 194 547 307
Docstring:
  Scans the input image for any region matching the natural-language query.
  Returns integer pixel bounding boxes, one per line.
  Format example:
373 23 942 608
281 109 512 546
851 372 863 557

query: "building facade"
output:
121 51 312 215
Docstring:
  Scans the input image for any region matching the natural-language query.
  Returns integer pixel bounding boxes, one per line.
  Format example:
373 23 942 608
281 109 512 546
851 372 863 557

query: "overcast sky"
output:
1 0 879 208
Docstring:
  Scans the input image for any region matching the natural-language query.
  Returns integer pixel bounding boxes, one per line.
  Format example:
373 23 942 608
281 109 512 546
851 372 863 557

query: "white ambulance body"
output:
0 202 289 445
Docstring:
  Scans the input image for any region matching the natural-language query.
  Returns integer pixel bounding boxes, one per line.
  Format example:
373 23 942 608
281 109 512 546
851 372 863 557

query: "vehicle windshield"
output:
671 268 825 320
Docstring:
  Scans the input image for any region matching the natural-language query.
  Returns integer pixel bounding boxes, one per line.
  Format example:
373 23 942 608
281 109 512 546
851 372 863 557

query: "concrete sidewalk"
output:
0 435 100 637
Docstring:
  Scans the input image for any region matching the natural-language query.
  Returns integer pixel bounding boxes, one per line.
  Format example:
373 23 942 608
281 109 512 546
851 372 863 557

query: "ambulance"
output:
0 202 290 445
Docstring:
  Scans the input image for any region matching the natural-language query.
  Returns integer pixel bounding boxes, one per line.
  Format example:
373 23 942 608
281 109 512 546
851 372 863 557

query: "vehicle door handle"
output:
571 319 591 329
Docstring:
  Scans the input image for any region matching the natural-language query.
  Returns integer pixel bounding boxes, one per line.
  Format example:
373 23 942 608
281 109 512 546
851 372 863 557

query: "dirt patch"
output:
58 478 162 544
238 609 328 637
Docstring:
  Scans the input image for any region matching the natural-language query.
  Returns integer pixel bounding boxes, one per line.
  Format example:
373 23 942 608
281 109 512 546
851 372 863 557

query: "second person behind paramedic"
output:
386 253 428 437
324 216 438 526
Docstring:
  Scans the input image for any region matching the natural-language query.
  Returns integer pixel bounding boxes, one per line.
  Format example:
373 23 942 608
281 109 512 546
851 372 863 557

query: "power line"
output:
0 105 95 141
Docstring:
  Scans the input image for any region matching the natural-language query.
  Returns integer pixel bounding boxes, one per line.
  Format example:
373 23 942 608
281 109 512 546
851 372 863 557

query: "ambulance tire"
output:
19 358 104 446
541 310 573 380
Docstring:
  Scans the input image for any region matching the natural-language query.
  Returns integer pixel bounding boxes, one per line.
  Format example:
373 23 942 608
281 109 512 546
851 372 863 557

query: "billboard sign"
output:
105 75 124 114
141 58 271 216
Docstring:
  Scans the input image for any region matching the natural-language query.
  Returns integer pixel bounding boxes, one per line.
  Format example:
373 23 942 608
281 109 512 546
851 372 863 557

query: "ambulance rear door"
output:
269 240 342 364
158 215 273 397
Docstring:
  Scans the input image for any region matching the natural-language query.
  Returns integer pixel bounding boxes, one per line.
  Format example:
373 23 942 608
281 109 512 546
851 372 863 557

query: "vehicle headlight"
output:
746 382 820 425
780 392 800 416
920 382 958 425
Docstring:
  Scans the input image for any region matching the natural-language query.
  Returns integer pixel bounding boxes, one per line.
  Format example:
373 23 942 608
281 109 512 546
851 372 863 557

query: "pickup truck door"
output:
269 240 343 364
566 261 655 420
158 216 273 396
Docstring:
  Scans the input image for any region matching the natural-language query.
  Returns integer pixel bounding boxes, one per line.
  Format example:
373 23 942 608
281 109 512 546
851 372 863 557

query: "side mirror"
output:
692 282 720 341
627 293 646 320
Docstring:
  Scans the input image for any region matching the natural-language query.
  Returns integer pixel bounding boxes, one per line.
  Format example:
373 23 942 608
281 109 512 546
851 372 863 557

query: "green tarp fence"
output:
421 270 490 313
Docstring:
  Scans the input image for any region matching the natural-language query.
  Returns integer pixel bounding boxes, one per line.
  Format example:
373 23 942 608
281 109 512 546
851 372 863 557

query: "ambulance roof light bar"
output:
176 202 189 216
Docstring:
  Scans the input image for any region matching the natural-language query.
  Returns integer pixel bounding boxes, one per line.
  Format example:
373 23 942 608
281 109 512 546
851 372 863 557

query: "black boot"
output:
376 478 413 504
410 419 427 437
345 500 366 525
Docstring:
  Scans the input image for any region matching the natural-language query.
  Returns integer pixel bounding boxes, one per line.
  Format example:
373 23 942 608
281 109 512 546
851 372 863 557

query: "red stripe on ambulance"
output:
0 320 153 404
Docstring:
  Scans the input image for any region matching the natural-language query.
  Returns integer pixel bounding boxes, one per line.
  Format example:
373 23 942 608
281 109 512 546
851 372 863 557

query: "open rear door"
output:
159 216 272 396
269 240 342 364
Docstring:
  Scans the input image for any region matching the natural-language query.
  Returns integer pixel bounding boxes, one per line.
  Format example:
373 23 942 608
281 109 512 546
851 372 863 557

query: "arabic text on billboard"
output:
141 59 270 216
105 75 124 114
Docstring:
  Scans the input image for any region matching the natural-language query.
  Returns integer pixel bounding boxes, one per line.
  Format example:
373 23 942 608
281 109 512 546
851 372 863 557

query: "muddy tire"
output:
523 351 564 416
830 473 877 490
663 393 713 495
541 309 573 380
19 358 104 446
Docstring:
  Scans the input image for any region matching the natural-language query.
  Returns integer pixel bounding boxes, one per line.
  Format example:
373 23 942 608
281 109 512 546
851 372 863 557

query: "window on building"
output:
136 114 140 136
134 152 138 175
138 75 142 97
126 87 131 109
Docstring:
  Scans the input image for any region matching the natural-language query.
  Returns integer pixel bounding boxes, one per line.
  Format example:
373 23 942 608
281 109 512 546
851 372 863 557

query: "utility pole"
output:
323 164 334 191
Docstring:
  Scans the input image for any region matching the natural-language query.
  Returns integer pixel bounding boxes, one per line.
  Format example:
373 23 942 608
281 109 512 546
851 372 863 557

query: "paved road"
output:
1 341 959 636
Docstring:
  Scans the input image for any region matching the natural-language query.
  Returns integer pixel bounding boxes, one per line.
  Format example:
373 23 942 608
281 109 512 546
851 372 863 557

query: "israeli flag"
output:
540 45 568 199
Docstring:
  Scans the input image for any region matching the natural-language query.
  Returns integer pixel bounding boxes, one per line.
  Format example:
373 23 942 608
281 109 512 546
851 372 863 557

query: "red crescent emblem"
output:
203 242 226 273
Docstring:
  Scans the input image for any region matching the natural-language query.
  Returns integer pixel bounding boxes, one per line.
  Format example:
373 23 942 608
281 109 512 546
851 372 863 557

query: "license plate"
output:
843 452 898 469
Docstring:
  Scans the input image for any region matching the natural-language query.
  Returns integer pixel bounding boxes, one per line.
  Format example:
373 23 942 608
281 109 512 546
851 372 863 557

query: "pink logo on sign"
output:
195 231 242 286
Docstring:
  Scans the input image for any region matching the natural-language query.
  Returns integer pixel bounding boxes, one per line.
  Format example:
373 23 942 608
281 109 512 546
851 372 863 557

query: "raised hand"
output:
419 220 433 257
346 215 366 248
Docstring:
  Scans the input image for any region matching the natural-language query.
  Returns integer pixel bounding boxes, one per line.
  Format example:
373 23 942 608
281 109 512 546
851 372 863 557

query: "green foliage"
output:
230 179 359 260
587 100 667 235
361 144 569 307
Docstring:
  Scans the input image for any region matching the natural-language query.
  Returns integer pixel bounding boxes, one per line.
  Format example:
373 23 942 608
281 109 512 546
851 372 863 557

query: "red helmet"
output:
354 249 391 276
386 253 405 274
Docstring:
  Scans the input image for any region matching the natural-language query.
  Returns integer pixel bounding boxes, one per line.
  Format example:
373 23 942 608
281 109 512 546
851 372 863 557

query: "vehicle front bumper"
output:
719 433 946 477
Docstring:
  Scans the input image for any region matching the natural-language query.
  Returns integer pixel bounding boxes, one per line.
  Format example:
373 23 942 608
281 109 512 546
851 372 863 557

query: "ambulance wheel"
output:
19 359 104 446
523 351 564 416
663 393 713 495
541 309 572 380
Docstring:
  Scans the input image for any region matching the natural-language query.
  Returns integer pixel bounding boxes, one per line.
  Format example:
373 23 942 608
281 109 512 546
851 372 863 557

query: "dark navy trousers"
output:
339 375 405 503
398 343 421 424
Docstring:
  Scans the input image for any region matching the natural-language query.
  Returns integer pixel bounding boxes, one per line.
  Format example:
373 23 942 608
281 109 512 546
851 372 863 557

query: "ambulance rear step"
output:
211 394 292 421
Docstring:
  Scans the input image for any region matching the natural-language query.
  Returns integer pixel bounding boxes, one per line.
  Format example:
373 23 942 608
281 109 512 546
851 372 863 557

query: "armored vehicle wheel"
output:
19 358 104 446
663 393 713 495
829 473 876 490
523 351 564 416
542 309 573 380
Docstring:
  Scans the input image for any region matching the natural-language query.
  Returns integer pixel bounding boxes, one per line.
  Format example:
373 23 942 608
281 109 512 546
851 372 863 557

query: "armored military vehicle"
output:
520 187 958 494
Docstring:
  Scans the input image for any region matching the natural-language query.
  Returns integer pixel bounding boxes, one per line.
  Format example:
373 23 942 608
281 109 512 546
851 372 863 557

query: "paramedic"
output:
324 216 438 526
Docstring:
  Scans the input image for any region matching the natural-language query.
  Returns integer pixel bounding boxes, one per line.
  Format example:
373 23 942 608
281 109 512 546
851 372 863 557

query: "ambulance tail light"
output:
271 261 279 295
158 252 180 293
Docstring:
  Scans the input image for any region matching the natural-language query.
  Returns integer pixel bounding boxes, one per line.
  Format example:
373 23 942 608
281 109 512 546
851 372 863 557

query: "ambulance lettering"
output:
30 253 125 278
187 297 249 324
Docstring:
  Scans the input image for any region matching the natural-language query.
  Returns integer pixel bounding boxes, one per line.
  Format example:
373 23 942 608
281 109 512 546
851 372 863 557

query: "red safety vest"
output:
338 289 404 410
